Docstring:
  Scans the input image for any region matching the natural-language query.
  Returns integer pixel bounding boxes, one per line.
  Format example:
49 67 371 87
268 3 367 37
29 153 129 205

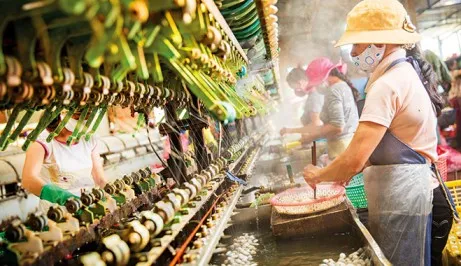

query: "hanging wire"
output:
186 106 223 163
145 78 196 183
199 107 233 151
184 102 231 166
220 122 233 150
161 106 196 182
164 103 222 176
142 109 180 185
190 100 235 149
218 122 223 158
164 112 208 166
184 106 212 162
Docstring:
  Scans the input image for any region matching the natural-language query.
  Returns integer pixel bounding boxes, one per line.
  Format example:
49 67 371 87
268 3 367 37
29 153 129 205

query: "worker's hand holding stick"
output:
304 165 351 186
304 164 321 197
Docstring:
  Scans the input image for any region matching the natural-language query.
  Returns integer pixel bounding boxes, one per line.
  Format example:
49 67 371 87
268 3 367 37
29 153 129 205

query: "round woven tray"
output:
270 184 345 215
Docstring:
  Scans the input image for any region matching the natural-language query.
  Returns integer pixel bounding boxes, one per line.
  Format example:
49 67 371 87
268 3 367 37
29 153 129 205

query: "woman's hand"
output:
303 164 321 188
304 164 349 188
300 133 313 143
92 148 107 188
280 127 290 136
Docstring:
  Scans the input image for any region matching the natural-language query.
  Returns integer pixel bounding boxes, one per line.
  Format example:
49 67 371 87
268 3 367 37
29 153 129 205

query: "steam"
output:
268 0 362 132
278 0 360 65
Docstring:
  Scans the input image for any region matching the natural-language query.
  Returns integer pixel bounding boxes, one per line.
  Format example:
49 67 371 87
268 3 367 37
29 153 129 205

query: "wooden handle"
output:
312 141 317 166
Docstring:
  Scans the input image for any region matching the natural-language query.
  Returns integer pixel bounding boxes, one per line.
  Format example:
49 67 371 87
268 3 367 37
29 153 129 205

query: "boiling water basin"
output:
211 225 362 266
211 201 390 266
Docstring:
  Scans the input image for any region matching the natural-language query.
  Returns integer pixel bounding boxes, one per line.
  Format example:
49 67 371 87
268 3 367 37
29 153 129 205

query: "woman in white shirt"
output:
22 112 107 208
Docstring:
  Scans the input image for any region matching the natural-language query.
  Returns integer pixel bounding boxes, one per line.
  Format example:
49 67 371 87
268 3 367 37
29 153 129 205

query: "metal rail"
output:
188 185 243 266
346 200 391 266
238 146 261 176
136 178 225 266
182 143 262 265
228 145 252 173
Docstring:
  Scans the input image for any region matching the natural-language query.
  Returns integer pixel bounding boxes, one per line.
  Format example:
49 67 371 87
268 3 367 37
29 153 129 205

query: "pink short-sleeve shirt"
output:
360 49 438 163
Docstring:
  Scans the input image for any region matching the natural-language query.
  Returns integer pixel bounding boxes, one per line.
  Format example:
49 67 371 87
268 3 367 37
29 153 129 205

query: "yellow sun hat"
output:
335 0 421 47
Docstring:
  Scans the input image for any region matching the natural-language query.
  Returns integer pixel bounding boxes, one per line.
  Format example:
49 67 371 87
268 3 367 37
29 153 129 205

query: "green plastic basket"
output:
346 173 368 209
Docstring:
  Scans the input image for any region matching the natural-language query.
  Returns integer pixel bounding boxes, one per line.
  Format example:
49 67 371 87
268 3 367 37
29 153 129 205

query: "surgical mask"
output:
64 118 79 133
294 89 306 97
351 45 386 73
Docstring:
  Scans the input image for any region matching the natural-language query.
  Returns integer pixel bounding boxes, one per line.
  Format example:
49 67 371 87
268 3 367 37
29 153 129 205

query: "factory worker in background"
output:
284 66 325 128
282 57 359 161
303 0 458 265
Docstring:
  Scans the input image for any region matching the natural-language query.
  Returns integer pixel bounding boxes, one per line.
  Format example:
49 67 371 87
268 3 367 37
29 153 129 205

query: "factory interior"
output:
3 0 461 265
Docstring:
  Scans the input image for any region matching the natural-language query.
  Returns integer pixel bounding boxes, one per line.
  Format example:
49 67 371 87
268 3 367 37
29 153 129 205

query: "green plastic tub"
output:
346 173 368 209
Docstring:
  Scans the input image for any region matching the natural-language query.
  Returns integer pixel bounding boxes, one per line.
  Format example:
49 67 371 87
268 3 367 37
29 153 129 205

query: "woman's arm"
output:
310 112 323 127
301 124 343 143
91 149 107 188
22 142 47 196
280 113 325 136
302 91 348 141
281 126 310 135
304 121 387 183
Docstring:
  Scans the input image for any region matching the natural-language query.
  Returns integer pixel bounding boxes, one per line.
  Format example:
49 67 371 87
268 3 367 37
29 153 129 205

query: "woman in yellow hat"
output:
303 0 458 265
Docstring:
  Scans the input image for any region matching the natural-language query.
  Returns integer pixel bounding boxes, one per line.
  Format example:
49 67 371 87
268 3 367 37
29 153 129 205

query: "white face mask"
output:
351 45 386 73
64 118 79 133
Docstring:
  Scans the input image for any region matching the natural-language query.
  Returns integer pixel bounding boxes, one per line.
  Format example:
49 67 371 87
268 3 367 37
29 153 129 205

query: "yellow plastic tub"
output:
442 180 461 264
445 180 461 213
444 223 461 265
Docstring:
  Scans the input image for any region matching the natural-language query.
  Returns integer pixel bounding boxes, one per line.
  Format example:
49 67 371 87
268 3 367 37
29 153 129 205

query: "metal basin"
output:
225 200 390 265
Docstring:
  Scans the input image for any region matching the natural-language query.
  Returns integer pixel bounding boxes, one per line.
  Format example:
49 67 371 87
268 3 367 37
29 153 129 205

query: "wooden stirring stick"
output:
312 140 317 199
